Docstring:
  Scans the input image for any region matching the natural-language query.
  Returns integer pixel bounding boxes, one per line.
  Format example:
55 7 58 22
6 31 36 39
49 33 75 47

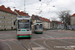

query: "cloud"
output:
0 0 75 21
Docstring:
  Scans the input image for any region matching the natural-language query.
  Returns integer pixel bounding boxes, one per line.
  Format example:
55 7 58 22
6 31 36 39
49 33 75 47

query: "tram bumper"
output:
35 31 43 33
17 34 32 38
17 31 32 38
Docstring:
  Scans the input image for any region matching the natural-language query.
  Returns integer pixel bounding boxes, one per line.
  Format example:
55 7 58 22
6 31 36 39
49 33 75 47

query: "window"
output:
0 25 1 27
4 21 5 23
4 16 5 19
2 21 5 23
34 25 37 29
7 17 11 19
2 25 4 27
35 24 42 30
2 12 3 14
0 16 5 19
4 25 5 27
18 20 29 29
0 11 1 13
7 13 11 16
7 26 11 28
2 16 4 19
2 21 4 23
2 11 5 14
0 16 1 18
7 21 11 23
4 12 6 14
0 21 1 23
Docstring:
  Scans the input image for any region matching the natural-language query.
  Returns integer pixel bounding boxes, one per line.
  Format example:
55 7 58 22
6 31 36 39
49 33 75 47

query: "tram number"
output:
19 20 27 22
21 30 26 31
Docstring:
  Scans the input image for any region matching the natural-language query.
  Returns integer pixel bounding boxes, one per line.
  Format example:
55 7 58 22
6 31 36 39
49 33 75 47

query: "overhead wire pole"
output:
24 0 26 13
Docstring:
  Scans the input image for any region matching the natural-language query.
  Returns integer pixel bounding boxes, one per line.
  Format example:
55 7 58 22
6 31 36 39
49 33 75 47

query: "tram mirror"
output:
31 22 32 25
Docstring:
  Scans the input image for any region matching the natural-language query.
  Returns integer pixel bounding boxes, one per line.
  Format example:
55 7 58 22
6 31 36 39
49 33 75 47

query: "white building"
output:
32 15 51 29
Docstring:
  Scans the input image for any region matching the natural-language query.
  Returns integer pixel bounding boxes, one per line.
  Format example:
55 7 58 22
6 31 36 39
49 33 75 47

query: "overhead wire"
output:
0 0 40 10
36 0 53 14
1 0 55 16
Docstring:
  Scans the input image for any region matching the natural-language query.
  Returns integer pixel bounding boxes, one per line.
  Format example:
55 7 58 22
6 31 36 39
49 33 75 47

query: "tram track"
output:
4 34 75 50
9 39 33 50
11 38 47 50
30 39 48 50
18 39 28 50
25 39 48 50
3 42 12 50
38 35 54 50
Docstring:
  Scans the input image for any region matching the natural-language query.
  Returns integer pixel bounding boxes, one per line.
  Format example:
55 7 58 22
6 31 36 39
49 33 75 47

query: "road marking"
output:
28 47 46 50
0 37 75 41
55 37 75 40
0 39 17 41
3 42 12 50
43 34 54 38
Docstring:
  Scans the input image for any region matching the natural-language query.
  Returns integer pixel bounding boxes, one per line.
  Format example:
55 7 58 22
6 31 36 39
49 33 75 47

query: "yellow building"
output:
0 5 17 30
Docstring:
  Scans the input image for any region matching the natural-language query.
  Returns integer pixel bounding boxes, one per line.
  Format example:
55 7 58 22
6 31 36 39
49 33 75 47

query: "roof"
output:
0 5 16 15
32 14 50 22
71 13 75 17
52 21 63 24
39 17 50 22
31 15 39 20
14 9 30 17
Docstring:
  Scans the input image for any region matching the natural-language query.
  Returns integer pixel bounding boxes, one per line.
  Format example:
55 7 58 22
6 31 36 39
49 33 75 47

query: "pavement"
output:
0 30 75 50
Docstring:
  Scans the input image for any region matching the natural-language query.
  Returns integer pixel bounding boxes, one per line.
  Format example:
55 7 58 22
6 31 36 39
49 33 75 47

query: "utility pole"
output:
24 0 26 13
39 0 41 1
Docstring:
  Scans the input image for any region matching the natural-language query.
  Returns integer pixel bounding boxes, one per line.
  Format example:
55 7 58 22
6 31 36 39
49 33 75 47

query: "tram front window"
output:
18 20 29 29
35 24 42 29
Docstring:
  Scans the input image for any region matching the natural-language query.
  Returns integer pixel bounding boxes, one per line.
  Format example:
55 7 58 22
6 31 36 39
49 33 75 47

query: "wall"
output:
43 21 50 29
71 17 75 25
0 11 17 30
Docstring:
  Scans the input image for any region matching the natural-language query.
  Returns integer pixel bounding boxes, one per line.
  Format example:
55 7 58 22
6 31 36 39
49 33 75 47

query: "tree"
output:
58 10 71 29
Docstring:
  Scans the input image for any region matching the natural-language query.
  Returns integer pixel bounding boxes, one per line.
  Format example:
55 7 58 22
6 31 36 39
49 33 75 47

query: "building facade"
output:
32 15 51 29
71 14 75 25
69 13 75 29
52 21 64 29
0 5 17 30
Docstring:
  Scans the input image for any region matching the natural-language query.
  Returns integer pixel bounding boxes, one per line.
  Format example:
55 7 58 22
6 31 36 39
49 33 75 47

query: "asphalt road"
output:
0 30 75 50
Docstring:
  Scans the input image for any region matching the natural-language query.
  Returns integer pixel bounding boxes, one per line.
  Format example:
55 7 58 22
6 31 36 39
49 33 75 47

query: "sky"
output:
0 0 75 21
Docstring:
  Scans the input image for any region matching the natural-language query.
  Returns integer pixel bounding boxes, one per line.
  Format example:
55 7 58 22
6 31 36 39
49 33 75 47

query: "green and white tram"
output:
34 22 43 34
16 16 32 38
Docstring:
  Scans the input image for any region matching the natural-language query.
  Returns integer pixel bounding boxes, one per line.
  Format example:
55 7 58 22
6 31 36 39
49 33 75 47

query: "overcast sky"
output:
0 0 75 21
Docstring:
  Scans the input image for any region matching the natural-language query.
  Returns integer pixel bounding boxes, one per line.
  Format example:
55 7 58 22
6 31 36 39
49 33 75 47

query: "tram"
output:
34 22 43 34
16 16 32 38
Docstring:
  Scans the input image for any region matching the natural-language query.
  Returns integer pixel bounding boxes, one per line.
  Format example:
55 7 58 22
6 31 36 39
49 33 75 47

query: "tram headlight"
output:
39 24 40 25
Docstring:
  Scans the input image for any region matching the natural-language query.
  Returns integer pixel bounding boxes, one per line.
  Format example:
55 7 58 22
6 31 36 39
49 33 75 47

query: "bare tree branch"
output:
58 10 71 29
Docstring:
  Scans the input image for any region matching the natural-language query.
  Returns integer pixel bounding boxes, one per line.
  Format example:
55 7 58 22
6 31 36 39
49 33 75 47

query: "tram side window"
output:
30 22 32 30
34 25 37 29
